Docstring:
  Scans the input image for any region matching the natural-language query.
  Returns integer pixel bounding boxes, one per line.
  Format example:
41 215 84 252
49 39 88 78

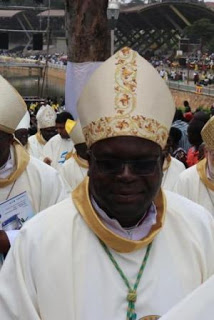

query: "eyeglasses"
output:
91 152 160 176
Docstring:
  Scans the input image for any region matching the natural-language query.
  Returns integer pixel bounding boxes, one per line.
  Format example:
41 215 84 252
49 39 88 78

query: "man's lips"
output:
112 190 144 195
111 191 144 202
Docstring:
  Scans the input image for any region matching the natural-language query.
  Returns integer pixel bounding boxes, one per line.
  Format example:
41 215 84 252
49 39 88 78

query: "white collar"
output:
91 196 157 241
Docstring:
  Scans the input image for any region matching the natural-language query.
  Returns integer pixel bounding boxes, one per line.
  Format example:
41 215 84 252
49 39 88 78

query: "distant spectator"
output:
193 72 199 85
172 109 192 152
168 127 187 167
187 112 209 167
183 100 191 112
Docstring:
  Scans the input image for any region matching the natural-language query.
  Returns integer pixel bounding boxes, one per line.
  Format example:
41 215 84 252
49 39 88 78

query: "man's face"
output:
88 136 163 228
56 122 70 139
14 129 28 146
205 147 214 176
0 130 13 168
187 124 202 147
40 126 57 142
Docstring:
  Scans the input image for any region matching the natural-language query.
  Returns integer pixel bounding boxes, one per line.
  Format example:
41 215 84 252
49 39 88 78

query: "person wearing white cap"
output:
60 119 88 191
174 116 214 214
15 110 39 158
28 105 57 160
0 48 214 320
0 76 69 267
43 111 75 170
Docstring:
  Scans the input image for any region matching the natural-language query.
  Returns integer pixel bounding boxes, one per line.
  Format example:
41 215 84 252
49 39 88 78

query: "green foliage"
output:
184 19 214 52
177 105 211 116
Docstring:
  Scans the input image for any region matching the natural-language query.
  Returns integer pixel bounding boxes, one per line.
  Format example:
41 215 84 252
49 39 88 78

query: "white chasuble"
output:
43 134 74 171
0 155 68 214
0 187 214 319
160 275 214 319
28 134 46 160
60 156 88 191
174 160 214 215
162 156 185 191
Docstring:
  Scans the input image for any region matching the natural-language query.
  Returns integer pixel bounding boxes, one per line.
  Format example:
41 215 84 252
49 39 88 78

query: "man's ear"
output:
10 134 15 144
86 149 91 164
86 149 92 177
160 150 165 166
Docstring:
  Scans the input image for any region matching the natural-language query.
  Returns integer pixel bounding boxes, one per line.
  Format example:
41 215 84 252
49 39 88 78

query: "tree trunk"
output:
65 0 110 62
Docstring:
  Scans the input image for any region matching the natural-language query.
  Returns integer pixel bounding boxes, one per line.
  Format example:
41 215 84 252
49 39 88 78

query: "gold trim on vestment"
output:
0 142 30 187
72 177 166 253
65 151 73 160
73 152 89 169
36 131 46 145
197 158 214 191
0 124 14 134
163 154 171 171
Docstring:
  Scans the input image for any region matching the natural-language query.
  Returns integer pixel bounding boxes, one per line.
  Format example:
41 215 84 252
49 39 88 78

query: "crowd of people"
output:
0 47 214 319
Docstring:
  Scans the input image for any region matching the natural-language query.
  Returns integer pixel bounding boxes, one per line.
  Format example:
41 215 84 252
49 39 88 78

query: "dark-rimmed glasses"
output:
90 152 161 176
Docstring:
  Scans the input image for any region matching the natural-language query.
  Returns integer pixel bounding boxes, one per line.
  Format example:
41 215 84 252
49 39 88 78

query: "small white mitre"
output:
201 116 214 150
16 111 30 130
77 47 175 149
0 75 27 133
36 105 57 129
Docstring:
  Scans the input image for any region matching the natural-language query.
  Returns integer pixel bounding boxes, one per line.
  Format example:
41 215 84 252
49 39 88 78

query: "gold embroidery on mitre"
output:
82 47 168 149
139 316 161 320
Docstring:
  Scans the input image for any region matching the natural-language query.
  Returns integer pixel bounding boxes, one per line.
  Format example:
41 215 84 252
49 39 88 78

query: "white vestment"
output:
174 164 214 214
60 156 88 191
28 134 46 160
43 134 74 170
162 157 185 191
0 156 68 214
160 275 214 319
0 191 214 320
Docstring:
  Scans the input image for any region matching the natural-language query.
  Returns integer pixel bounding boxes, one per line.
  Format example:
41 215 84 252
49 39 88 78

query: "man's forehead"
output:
42 126 56 131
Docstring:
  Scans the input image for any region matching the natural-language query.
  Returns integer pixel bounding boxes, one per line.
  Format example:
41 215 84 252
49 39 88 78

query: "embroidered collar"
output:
72 177 166 253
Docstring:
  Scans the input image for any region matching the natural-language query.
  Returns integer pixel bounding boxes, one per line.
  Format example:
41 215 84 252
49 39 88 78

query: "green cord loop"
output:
99 240 152 320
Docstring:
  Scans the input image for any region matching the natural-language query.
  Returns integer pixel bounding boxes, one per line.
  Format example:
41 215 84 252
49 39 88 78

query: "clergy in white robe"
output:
0 49 214 320
162 155 185 191
60 119 88 191
28 105 57 160
0 144 68 214
0 185 214 320
174 116 214 215
43 112 75 170
0 76 69 267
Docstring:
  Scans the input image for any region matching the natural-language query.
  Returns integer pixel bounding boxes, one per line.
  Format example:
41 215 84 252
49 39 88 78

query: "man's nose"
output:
118 163 136 179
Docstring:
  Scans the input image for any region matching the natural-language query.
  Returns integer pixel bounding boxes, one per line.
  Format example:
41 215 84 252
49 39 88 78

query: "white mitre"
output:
65 119 85 145
77 47 175 149
16 111 30 130
0 75 27 133
36 105 56 129
201 116 214 150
